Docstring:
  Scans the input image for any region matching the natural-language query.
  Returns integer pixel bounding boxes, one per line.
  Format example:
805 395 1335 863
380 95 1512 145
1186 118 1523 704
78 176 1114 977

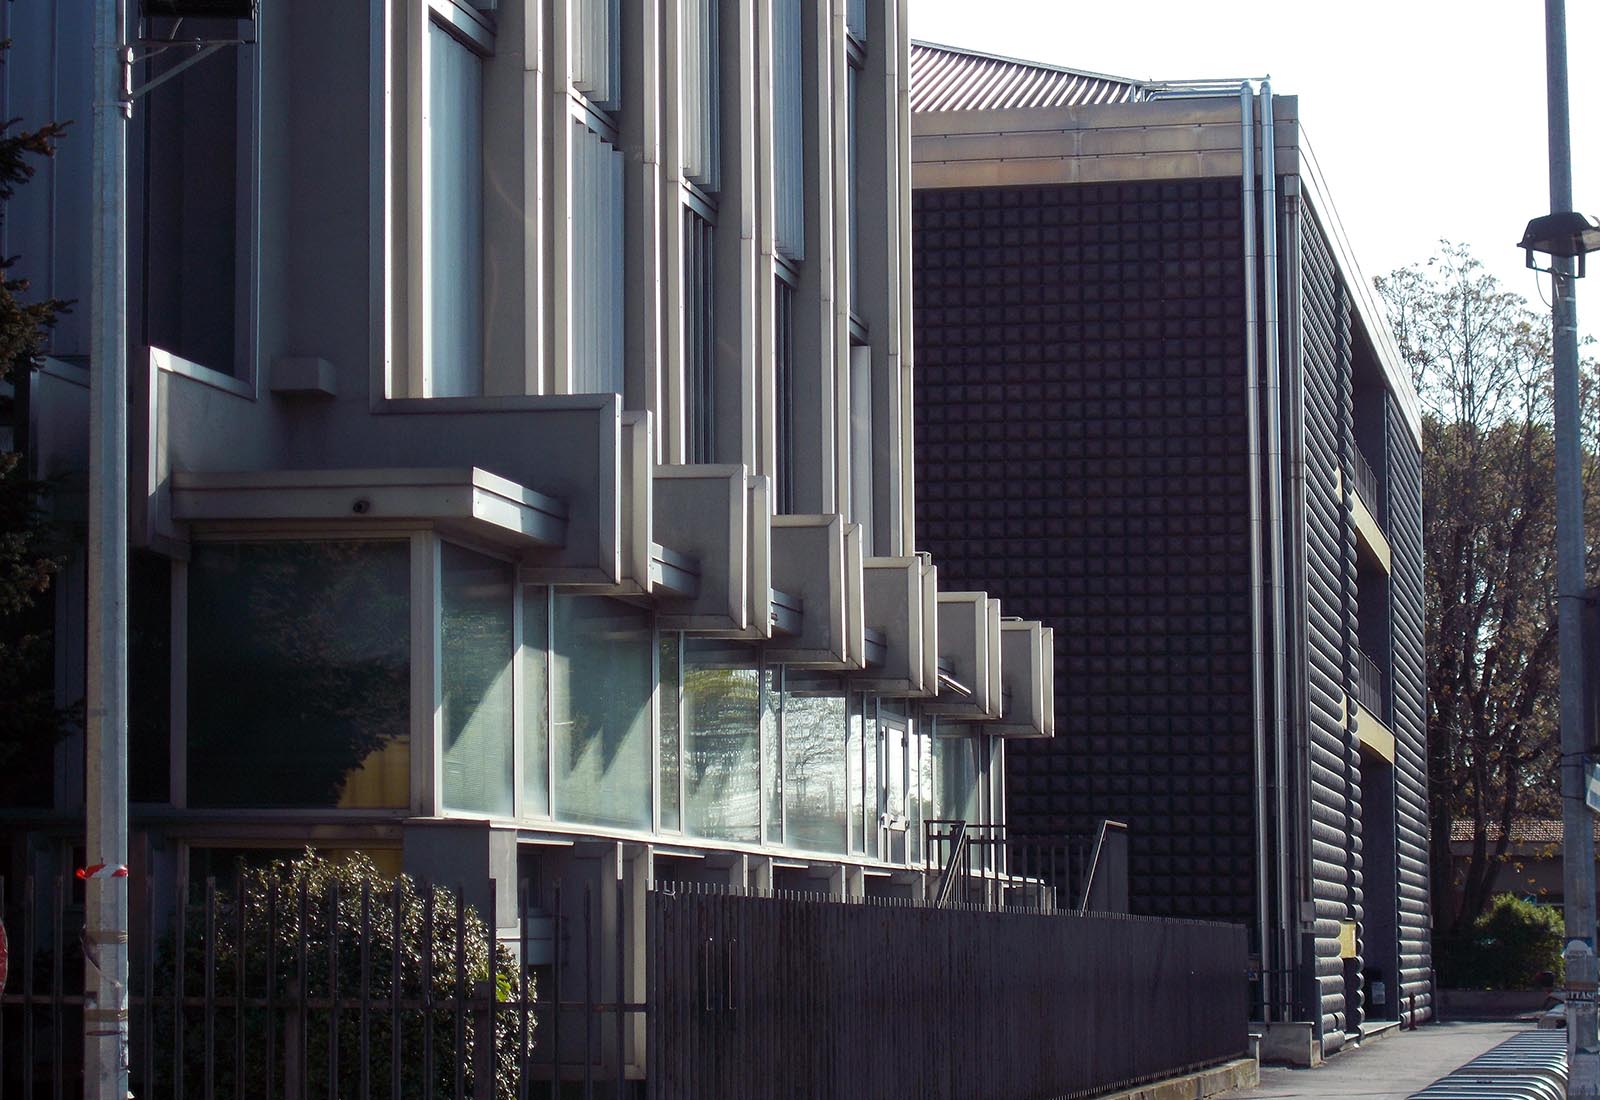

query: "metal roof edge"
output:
909 38 1153 91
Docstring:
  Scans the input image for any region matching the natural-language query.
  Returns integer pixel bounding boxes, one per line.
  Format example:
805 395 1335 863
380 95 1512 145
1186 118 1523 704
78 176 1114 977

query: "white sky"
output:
909 0 1600 343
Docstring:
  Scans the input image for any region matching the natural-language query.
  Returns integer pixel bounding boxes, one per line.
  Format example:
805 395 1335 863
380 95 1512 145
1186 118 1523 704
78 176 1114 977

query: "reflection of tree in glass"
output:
188 542 410 807
552 596 652 829
682 646 760 841
783 692 847 854
441 545 514 815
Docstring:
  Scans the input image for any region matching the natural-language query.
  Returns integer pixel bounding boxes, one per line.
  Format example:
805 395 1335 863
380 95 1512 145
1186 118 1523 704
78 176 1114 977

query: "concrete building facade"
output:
1 4 1060 1052
907 43 1430 1059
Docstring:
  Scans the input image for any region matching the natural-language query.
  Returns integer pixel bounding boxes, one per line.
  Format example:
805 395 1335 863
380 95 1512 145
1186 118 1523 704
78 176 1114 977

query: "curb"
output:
1093 1058 1261 1100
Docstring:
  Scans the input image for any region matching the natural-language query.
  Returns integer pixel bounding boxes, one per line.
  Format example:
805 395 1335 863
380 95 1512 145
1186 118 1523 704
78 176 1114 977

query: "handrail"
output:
933 821 969 907
1076 819 1129 913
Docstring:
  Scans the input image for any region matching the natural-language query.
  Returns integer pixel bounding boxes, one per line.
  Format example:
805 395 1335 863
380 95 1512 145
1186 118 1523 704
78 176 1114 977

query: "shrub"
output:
146 850 531 1098
1436 893 1565 990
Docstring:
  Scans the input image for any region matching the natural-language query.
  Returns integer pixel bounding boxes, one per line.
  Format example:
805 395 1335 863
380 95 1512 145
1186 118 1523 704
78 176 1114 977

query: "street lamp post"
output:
1520 1 1600 1095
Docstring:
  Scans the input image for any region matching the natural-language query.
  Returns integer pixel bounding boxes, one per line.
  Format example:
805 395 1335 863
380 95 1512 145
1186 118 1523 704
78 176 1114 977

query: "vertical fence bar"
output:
203 877 216 1100
50 874 63 1100
615 875 625 1099
453 888 465 1100
517 879 530 1100
422 885 435 1100
389 880 402 1100
233 870 245 1096
328 881 340 1098
171 874 183 1100
550 884 562 1100
19 875 33 1100
359 881 371 1100
583 885 593 1100
1 878 8 1090
295 877 309 1100
265 879 278 1100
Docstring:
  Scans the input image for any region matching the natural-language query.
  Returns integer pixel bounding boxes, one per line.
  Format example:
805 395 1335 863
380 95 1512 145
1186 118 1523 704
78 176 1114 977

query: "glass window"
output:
137 18 253 376
682 640 760 842
847 696 864 854
571 121 627 396
911 728 933 865
774 277 796 513
681 0 720 191
846 63 859 315
934 730 979 825
781 681 848 854
761 664 783 843
130 551 172 803
187 541 410 808
552 595 653 830
771 0 804 260
660 632 683 832
861 698 878 859
522 586 551 817
440 543 515 816
428 19 486 397
684 207 717 463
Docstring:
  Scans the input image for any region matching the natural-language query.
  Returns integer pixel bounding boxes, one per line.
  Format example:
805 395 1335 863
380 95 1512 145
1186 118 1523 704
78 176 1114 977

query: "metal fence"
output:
4 865 1244 1100
1353 446 1384 526
650 884 1247 1100
1356 646 1386 716
0 869 639 1100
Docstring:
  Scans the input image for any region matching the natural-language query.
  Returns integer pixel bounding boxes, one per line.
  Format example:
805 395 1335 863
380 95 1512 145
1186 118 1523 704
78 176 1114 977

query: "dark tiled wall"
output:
911 179 1257 922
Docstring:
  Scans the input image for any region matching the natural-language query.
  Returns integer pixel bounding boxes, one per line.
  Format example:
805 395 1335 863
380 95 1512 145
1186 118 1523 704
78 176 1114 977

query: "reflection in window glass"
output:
660 633 683 832
883 718 906 864
847 697 864 854
782 686 847 854
761 665 783 843
441 544 515 816
522 586 551 817
683 641 759 842
188 541 410 808
552 595 653 830
862 700 878 859
935 731 979 824
428 19 485 397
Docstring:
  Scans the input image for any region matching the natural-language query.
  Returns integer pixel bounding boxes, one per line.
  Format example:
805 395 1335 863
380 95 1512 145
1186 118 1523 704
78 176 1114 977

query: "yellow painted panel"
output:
1338 921 1358 960
1355 700 1396 763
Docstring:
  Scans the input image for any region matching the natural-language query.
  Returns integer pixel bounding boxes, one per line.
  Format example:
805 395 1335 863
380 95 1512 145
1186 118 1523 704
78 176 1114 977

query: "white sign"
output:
1588 762 1600 814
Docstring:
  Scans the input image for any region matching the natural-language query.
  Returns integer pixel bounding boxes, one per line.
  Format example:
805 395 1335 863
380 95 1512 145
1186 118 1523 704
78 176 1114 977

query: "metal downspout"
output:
1260 83 1297 1023
1239 82 1274 1022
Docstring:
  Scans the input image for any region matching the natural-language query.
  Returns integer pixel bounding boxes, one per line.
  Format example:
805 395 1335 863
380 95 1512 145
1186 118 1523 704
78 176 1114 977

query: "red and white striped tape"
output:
75 864 129 881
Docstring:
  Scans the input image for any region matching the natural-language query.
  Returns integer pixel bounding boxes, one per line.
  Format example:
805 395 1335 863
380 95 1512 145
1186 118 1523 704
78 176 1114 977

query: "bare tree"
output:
1378 242 1597 934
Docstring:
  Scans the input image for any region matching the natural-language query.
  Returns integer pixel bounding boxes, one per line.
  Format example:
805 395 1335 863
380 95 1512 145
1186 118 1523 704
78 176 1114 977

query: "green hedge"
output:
1436 893 1564 990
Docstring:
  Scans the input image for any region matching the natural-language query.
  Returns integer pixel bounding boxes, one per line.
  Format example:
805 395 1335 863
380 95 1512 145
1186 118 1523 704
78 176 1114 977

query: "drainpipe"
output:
1259 82 1297 1023
1239 82 1275 1022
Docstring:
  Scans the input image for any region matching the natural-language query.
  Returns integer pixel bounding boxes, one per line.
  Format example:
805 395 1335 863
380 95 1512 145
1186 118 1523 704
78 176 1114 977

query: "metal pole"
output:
85 0 130 1098
1543 1 1600 1095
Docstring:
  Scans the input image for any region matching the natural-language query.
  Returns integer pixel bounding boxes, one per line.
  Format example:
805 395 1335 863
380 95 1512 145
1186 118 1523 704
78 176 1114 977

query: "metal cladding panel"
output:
1298 206 1361 1042
909 42 1149 113
680 0 720 192
571 122 626 395
911 178 1258 924
1385 394 1432 1019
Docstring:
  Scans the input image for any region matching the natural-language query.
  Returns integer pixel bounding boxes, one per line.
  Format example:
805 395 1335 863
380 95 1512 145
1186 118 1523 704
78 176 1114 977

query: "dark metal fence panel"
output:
649 886 1248 1100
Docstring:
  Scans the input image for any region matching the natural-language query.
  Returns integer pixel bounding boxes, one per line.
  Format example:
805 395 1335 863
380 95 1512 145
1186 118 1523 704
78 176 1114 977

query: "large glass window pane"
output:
660 632 683 832
847 697 864 853
781 682 847 854
188 541 410 808
862 699 878 859
522 586 551 817
682 640 760 842
761 665 783 843
428 20 485 397
441 544 515 816
935 731 979 825
552 595 653 830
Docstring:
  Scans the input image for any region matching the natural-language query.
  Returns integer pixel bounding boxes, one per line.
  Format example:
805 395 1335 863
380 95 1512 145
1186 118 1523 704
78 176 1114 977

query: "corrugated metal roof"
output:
909 41 1151 114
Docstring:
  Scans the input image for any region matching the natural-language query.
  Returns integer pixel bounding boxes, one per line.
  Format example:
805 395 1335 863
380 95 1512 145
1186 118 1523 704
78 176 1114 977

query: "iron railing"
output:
1356 646 1386 717
649 884 1248 1100
1353 447 1384 527
0 869 639 1100
922 820 1130 913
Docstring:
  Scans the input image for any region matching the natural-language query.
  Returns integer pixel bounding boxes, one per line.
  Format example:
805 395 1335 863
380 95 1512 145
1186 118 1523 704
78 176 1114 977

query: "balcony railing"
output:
1356 646 1386 717
1352 447 1384 527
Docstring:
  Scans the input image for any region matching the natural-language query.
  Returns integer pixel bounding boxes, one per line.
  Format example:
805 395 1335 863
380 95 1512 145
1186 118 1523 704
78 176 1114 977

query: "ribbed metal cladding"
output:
1298 208 1361 1044
571 121 625 395
1385 395 1432 1019
908 42 1149 113
772 0 804 261
572 0 621 112
680 0 720 192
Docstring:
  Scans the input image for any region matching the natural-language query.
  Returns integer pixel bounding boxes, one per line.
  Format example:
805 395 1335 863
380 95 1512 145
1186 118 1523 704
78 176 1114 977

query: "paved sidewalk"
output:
1217 1021 1534 1099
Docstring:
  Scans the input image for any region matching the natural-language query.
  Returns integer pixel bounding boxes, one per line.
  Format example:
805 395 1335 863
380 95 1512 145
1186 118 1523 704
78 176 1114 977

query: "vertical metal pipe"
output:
1238 81 1274 1022
1259 83 1297 1024
1542 0 1599 1092
86 0 131 1096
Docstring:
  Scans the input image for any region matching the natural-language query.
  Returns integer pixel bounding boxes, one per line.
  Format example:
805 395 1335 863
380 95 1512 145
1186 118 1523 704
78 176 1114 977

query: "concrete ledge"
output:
1092 1058 1260 1100
1257 1021 1322 1067
1356 1019 1403 1046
